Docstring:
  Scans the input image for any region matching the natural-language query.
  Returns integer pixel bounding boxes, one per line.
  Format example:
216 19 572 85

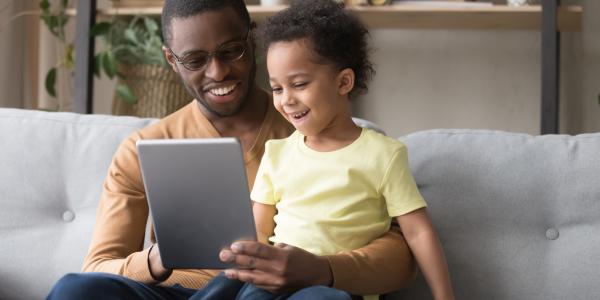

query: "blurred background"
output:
0 0 598 137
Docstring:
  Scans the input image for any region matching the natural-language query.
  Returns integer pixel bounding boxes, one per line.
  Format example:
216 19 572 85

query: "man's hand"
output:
148 244 172 282
219 241 332 294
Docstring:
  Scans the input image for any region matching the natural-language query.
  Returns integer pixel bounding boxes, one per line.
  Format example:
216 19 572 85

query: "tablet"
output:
137 138 257 269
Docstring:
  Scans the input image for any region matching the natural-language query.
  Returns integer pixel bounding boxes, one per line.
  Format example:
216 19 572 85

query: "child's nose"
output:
281 91 297 106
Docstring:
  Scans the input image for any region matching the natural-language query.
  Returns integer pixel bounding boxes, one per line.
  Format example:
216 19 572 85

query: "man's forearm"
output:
326 228 416 295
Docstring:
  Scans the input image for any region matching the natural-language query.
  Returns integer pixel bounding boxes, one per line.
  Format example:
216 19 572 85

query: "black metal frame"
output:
72 2 562 134
541 0 560 134
73 0 96 114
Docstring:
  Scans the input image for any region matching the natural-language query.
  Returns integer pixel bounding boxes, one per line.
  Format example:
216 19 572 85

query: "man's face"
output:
164 7 255 118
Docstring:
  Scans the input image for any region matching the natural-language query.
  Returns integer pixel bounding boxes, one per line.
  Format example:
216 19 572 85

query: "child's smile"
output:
285 108 310 124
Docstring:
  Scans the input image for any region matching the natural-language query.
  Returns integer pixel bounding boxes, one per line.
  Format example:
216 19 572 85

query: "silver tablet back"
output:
137 138 256 269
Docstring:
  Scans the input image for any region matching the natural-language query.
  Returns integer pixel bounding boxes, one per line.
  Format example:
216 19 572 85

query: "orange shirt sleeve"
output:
81 132 156 281
326 223 417 295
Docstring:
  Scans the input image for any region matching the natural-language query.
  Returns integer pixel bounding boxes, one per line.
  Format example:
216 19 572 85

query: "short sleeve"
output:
250 143 277 205
381 146 427 217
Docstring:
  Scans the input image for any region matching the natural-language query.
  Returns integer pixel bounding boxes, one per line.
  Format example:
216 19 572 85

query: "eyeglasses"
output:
167 29 251 72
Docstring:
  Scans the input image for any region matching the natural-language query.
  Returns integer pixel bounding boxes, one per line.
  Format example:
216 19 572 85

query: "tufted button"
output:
62 210 75 222
546 228 559 240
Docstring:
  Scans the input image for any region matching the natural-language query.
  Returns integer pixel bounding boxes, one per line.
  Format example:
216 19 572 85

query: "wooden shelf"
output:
73 4 581 31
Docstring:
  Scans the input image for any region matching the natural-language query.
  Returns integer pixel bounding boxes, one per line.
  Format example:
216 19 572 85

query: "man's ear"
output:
337 68 355 96
162 45 179 73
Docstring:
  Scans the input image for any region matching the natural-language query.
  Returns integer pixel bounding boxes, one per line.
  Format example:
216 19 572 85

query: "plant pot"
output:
112 64 191 118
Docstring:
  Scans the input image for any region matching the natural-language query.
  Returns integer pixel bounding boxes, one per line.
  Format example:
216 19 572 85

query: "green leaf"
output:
46 15 59 36
116 84 136 104
57 15 69 27
45 68 57 98
102 51 117 78
61 0 69 9
94 54 102 77
90 22 112 37
143 17 159 33
124 28 139 44
64 44 75 69
39 0 50 11
41 15 51 28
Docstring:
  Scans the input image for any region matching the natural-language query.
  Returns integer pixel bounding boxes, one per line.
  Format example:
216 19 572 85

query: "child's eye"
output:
270 86 283 94
293 82 307 89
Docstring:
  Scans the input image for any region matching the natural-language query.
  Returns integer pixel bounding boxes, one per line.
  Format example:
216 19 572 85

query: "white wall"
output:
355 30 544 136
353 0 599 137
0 0 26 108
578 0 600 134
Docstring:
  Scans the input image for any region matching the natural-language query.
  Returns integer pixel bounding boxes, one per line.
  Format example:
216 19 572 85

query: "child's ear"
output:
337 68 355 96
163 46 180 74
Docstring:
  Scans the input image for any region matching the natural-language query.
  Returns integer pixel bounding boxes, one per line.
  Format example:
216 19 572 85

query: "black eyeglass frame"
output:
167 28 251 72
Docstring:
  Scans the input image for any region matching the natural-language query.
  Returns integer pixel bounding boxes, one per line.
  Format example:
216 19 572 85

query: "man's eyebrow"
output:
180 34 246 57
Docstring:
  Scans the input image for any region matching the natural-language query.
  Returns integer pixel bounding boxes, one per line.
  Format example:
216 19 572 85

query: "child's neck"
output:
304 116 362 152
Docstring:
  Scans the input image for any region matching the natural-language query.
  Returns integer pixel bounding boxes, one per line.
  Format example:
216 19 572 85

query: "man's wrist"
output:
317 256 334 287
147 244 172 282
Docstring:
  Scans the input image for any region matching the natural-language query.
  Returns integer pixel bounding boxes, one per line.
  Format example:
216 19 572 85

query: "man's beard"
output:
183 63 257 118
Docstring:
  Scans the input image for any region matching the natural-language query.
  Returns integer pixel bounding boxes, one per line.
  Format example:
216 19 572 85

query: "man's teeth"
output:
209 85 236 96
293 110 309 119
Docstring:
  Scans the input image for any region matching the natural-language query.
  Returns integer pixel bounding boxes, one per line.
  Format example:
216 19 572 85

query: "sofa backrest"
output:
388 129 600 300
0 109 156 300
2 109 599 300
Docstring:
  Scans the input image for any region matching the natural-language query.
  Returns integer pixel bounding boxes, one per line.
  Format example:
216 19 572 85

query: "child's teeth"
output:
293 110 308 118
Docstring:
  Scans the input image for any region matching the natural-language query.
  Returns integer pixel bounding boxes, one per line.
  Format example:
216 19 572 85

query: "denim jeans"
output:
46 272 360 300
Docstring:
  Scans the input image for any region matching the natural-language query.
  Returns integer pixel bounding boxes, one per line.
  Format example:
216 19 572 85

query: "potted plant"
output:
91 15 190 117
39 0 189 117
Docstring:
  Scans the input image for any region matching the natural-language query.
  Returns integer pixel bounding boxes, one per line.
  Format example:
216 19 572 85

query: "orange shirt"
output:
82 95 415 294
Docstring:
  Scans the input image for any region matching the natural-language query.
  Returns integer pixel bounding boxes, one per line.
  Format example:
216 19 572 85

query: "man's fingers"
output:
231 241 276 259
219 249 235 262
227 268 285 288
224 252 279 272
274 242 289 249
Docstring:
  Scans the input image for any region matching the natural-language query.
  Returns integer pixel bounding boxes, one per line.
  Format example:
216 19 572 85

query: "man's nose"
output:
204 57 230 81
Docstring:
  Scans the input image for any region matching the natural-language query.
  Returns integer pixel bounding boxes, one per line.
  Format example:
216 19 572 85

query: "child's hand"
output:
219 241 332 294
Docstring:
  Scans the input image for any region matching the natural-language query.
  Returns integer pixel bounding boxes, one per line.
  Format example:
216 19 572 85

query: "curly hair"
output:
259 0 375 97
161 0 251 47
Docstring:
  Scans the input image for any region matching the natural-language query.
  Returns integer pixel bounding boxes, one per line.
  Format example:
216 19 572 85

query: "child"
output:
204 1 454 299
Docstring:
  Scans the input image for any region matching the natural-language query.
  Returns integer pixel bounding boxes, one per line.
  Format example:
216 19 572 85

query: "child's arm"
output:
396 208 454 300
252 202 276 244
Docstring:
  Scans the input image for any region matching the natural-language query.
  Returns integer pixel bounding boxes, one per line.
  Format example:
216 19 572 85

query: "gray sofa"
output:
1 108 599 300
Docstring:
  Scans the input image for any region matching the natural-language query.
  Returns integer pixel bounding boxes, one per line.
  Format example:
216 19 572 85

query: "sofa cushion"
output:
388 129 600 300
0 109 156 300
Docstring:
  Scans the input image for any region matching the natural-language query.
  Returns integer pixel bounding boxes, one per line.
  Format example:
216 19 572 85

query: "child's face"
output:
267 39 351 137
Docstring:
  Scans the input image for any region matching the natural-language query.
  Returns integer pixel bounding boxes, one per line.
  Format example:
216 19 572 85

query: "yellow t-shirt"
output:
251 128 427 256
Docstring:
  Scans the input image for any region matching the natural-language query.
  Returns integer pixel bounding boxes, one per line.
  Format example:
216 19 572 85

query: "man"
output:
47 0 416 299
